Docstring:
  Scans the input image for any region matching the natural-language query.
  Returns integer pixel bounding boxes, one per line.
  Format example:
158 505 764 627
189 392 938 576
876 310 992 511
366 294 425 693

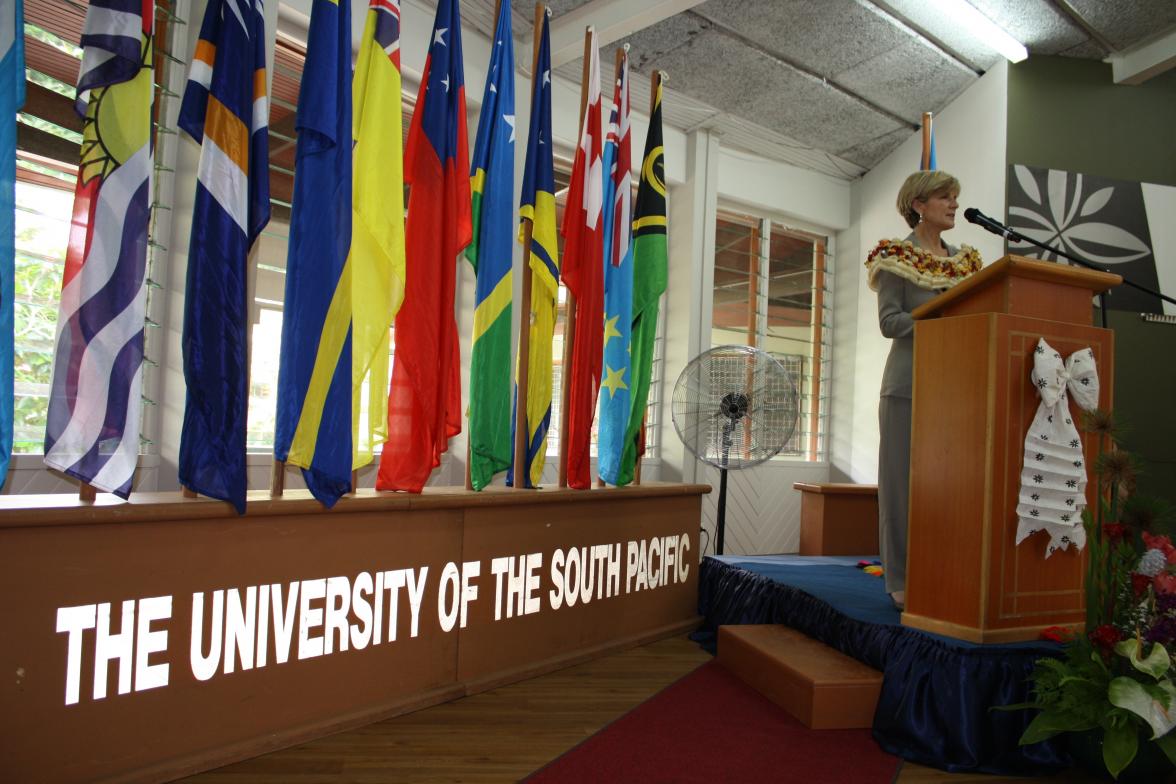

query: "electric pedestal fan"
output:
671 345 800 555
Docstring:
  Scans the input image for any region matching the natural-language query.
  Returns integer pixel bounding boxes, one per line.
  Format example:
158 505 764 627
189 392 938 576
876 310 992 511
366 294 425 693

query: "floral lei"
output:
864 238 983 291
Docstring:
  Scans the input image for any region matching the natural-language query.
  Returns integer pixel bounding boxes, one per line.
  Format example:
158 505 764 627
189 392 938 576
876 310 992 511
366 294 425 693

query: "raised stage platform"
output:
697 554 1068 775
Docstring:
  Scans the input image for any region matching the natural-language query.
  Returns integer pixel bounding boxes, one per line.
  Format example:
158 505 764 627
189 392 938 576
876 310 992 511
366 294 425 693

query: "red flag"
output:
376 0 471 492
560 30 603 490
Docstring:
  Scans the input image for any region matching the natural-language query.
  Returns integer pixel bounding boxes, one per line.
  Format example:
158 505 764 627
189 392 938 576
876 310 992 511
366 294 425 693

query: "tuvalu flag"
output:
44 0 153 498
0 0 24 484
273 0 353 507
596 52 633 486
559 28 602 490
507 13 557 490
618 74 668 486
465 0 515 491
377 0 471 493
351 0 406 470
177 0 270 514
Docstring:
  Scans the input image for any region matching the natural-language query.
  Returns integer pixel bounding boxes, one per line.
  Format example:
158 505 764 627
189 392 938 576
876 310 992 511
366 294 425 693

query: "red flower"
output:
1103 523 1128 544
1040 625 1074 643
1155 573 1176 595
1088 624 1123 653
1143 532 1176 564
1132 572 1153 598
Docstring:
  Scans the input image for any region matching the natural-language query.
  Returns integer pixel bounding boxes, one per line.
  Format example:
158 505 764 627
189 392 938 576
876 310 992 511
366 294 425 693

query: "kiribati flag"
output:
377 0 471 493
507 13 557 490
0 0 25 484
596 52 633 486
44 0 153 498
177 0 270 513
273 0 353 507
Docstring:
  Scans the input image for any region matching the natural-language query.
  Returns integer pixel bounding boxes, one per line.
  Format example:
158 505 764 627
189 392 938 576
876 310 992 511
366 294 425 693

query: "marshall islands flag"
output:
177 0 270 513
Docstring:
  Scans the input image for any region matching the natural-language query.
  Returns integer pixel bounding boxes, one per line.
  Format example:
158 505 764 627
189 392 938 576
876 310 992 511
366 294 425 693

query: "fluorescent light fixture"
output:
937 0 1028 63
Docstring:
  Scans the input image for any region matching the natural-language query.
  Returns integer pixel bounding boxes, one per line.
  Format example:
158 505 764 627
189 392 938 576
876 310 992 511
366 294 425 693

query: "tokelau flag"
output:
596 52 633 486
465 0 515 490
617 74 667 486
507 13 557 490
273 0 353 507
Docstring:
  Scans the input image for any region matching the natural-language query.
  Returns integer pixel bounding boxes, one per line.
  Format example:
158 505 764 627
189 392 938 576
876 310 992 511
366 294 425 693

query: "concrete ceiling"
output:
458 0 1176 181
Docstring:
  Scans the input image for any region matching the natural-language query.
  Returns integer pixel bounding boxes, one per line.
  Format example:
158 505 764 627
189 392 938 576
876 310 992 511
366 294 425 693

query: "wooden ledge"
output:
0 481 713 529
792 482 878 495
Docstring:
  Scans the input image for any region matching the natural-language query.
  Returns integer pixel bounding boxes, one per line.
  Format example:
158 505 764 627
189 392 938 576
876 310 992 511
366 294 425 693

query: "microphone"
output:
964 207 1022 241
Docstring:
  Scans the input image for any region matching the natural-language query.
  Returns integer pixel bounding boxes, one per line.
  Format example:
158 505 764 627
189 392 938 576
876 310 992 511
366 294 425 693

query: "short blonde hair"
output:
896 171 960 229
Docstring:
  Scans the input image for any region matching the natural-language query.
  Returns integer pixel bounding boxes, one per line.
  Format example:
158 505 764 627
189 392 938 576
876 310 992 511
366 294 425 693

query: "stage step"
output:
716 625 882 730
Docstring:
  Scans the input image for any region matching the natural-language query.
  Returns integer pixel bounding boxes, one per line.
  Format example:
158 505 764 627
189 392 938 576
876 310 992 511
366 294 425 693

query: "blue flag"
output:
465 0 515 491
0 0 24 483
178 0 270 513
596 54 634 486
274 0 353 507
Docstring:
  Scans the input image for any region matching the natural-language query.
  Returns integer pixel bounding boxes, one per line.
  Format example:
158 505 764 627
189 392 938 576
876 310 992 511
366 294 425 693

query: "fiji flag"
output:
0 0 25 484
274 0 353 507
465 0 515 491
178 0 270 513
351 0 406 470
377 0 471 493
507 13 557 490
44 0 153 497
596 53 633 486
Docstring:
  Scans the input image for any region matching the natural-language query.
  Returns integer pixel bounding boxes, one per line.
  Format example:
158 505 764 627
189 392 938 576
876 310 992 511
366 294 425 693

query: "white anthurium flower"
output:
1008 165 1152 265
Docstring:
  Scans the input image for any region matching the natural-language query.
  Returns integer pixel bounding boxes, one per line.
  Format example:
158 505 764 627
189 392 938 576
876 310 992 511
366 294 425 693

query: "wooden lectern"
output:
902 256 1121 643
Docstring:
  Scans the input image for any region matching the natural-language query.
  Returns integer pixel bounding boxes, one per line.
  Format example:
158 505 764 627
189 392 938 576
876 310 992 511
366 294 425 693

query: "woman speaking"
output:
864 171 982 610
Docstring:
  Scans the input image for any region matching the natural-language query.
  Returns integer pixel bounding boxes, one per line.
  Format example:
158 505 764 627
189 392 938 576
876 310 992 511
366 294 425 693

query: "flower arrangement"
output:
1010 410 1176 780
863 238 983 290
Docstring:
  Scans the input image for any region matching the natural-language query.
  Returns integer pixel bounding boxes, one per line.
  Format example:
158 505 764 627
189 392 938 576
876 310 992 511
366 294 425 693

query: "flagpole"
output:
634 69 662 487
512 3 547 490
921 112 932 170
558 27 595 489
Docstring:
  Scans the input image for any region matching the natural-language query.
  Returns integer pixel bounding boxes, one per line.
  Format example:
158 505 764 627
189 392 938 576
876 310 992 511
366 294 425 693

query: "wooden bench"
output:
793 482 879 556
717 625 882 729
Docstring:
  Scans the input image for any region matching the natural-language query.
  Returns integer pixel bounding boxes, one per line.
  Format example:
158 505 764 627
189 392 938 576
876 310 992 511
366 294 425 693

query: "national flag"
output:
465 0 515 491
177 0 270 514
559 28 602 490
507 13 557 490
596 53 633 486
351 0 406 470
618 74 668 486
0 0 25 484
377 0 471 493
43 0 154 498
273 0 352 507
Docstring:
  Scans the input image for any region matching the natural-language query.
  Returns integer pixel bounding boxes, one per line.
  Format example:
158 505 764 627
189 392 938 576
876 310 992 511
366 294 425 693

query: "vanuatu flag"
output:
618 74 668 486
377 0 471 493
273 0 353 507
465 0 515 491
507 13 557 490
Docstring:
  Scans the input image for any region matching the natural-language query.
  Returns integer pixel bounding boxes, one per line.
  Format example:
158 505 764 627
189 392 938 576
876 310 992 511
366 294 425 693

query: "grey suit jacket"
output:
876 239 956 399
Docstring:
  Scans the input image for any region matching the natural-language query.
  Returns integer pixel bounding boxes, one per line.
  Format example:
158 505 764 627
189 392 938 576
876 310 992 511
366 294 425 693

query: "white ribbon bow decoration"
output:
1014 339 1100 557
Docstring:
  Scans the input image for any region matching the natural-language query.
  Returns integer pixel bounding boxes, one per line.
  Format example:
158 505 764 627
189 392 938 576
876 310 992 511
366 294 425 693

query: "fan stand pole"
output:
716 467 728 555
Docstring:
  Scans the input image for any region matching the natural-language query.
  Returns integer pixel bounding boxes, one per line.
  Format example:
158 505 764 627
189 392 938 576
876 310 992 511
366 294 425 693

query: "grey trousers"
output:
878 395 912 594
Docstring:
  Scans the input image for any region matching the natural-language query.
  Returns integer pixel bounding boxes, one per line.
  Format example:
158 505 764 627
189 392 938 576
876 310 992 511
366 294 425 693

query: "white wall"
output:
830 60 1010 484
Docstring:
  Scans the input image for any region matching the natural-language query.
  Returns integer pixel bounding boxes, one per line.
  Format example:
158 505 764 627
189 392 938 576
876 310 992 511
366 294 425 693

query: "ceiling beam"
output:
1045 0 1115 56
1106 26 1176 84
549 0 708 68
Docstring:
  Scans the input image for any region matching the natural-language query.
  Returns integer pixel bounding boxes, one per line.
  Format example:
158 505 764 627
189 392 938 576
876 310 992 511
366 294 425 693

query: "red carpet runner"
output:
525 659 900 783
